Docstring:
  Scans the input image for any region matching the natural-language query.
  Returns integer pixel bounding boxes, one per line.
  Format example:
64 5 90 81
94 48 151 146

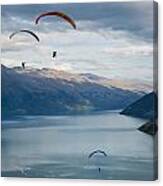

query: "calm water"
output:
1 111 156 180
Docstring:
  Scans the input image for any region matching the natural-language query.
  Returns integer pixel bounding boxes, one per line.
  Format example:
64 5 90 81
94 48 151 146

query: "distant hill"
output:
120 92 158 120
1 65 141 118
138 121 158 136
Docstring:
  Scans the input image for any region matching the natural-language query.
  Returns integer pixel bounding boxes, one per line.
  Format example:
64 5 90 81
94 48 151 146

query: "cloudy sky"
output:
1 1 155 85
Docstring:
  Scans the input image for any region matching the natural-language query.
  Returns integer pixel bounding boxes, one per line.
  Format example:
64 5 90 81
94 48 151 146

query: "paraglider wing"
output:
35 11 76 29
9 30 40 42
88 150 108 159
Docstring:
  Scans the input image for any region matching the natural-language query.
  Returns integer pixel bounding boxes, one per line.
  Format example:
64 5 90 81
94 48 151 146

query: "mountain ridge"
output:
2 65 142 118
120 92 157 120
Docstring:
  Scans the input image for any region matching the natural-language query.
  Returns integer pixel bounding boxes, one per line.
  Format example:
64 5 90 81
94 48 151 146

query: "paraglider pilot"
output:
22 62 26 69
53 51 57 58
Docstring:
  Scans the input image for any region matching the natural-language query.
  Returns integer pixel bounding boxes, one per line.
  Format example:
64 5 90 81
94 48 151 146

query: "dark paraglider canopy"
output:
35 11 77 29
9 30 40 42
53 51 57 58
88 150 108 159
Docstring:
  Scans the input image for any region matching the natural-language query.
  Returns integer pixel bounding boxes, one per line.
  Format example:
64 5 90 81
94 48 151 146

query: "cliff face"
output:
120 92 158 120
120 92 158 136
1 65 141 118
138 121 158 136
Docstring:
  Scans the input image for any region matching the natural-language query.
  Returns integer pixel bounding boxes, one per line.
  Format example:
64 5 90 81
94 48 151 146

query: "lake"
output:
1 111 156 180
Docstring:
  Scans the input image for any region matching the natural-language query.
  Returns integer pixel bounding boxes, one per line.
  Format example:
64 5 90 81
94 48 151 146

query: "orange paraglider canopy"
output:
35 11 76 29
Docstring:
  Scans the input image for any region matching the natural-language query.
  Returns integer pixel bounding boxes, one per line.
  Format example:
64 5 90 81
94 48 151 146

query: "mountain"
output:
138 121 158 136
80 73 152 93
1 65 142 118
120 92 158 120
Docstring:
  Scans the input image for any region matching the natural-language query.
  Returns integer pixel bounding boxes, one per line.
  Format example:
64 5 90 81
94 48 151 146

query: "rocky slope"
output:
120 92 158 135
138 121 158 136
120 92 158 120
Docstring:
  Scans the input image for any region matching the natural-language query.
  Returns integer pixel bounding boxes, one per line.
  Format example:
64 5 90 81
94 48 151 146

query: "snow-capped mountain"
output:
2 65 142 117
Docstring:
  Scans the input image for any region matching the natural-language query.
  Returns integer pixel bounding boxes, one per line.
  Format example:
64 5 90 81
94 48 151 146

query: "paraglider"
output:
52 51 57 58
35 11 76 61
35 11 77 29
88 150 108 173
9 30 40 69
9 30 40 42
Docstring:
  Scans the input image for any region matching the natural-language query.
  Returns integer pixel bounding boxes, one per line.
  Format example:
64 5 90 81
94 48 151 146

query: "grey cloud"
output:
1 1 154 40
